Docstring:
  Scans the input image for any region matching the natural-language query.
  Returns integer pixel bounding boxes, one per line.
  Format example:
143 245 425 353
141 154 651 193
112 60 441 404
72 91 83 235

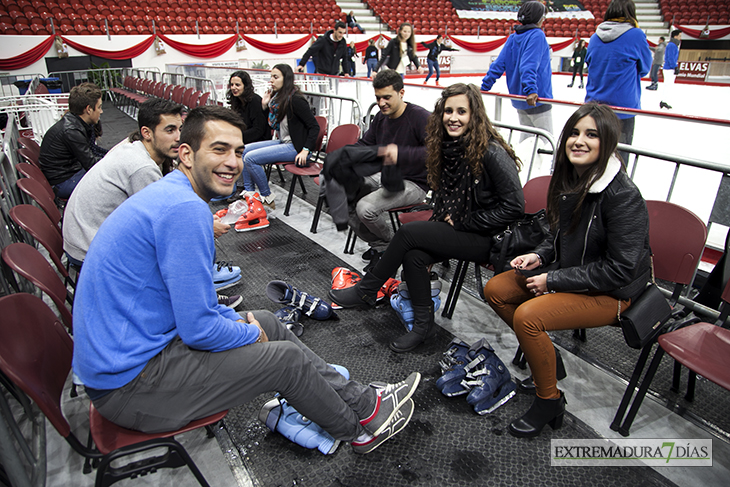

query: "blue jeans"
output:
53 168 86 198
366 58 378 77
425 59 440 82
241 140 298 197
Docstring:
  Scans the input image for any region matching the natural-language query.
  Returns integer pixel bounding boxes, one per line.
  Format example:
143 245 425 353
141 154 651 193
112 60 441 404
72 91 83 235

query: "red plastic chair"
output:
16 178 63 230
611 201 708 436
9 205 72 285
1 243 73 330
611 278 730 437
0 293 227 487
522 175 551 214
17 147 41 169
285 122 360 218
18 136 40 159
15 162 53 202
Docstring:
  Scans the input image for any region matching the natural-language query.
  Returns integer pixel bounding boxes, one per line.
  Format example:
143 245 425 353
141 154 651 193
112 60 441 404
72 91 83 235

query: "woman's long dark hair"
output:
547 103 622 232
425 83 520 190
271 63 300 124
226 70 255 112
397 22 417 54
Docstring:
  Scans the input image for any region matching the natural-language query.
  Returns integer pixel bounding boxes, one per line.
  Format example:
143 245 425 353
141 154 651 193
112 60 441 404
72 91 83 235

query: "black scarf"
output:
433 137 474 225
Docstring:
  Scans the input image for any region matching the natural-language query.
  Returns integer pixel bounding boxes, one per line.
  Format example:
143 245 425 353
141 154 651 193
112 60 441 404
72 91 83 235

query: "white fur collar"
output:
588 155 621 193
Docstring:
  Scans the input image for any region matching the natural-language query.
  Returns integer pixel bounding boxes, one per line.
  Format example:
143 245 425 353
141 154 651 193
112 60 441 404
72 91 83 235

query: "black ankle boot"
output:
518 347 567 393
389 302 436 353
509 391 566 438
328 272 384 308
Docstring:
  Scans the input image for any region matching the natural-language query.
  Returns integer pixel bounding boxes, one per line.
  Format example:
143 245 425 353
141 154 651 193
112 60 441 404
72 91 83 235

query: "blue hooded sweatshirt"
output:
481 27 553 112
663 39 679 70
585 21 652 119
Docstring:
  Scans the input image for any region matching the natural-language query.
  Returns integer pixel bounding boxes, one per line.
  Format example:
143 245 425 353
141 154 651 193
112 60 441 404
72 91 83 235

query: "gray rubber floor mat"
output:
213 219 675 487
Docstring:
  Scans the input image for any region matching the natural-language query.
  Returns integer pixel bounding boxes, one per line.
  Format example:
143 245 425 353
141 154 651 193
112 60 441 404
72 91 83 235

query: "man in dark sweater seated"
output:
39 82 107 198
326 69 430 272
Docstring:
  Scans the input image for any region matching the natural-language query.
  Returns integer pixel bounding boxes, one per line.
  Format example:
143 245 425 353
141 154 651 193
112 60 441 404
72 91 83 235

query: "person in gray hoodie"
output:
646 36 666 90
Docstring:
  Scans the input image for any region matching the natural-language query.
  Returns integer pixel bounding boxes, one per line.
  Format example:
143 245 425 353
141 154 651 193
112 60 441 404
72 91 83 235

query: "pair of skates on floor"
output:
437 337 517 415
215 192 270 232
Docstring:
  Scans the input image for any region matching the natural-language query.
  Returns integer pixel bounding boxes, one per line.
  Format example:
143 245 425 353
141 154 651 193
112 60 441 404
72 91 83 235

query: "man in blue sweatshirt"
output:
72 105 420 454
481 1 553 142
660 29 682 110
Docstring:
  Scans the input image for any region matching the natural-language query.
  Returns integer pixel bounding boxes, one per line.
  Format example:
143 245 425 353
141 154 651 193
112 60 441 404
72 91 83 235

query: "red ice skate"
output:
234 193 270 232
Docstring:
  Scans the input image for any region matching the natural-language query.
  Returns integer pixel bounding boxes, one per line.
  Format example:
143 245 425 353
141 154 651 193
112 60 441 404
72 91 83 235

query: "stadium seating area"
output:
0 0 727 37
659 0 730 25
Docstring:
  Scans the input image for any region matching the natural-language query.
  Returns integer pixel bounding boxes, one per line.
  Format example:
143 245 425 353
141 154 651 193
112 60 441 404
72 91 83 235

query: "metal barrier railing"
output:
0 95 68 141
0 73 45 97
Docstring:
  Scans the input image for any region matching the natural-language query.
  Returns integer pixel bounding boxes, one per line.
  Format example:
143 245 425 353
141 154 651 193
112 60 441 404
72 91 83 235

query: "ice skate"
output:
234 193 270 232
463 345 516 414
267 280 335 320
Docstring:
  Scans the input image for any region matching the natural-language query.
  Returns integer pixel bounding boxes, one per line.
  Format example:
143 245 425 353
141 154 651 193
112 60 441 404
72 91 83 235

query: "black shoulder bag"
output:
618 257 672 349
489 209 550 273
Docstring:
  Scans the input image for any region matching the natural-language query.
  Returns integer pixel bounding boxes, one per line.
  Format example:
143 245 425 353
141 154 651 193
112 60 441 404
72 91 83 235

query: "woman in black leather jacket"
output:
376 22 423 77
484 103 651 438
331 83 524 352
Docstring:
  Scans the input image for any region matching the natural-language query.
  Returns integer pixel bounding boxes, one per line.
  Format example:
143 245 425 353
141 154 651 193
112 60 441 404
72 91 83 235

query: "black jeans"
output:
371 220 493 308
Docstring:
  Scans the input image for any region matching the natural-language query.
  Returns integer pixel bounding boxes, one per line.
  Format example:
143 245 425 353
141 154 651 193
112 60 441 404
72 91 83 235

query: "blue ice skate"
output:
390 294 442 331
266 280 335 320
258 365 349 455
438 338 471 374
275 306 304 337
435 338 494 397
390 280 442 331
463 346 516 415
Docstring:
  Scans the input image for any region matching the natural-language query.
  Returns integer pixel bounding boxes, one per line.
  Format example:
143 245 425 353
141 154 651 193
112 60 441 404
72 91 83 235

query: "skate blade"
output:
235 221 270 232
475 382 517 415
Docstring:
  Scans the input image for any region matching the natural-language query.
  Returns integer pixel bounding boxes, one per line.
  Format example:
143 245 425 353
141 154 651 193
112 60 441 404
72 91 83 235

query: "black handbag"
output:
489 209 550 273
618 272 672 349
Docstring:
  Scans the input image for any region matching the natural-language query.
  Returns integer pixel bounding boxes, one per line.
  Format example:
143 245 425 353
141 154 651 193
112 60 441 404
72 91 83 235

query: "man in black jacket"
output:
296 21 351 76
39 82 107 198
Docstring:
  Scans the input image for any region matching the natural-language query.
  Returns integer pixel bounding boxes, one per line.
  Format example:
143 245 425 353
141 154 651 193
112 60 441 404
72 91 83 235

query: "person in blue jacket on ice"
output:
585 0 652 162
481 1 553 143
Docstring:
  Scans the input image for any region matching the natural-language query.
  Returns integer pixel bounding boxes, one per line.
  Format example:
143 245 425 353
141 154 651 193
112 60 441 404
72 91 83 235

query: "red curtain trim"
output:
448 35 509 53
158 34 237 58
676 25 730 40
549 38 576 52
62 35 155 60
242 34 313 54
0 35 54 70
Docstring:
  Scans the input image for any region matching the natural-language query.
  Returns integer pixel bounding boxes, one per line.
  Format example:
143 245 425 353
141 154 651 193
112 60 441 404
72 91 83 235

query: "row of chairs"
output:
1 129 226 486
111 77 211 116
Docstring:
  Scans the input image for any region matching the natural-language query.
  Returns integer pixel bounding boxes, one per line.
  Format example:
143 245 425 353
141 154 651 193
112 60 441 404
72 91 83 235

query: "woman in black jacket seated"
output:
483 103 652 438
331 83 524 352
237 64 319 209
228 70 269 144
